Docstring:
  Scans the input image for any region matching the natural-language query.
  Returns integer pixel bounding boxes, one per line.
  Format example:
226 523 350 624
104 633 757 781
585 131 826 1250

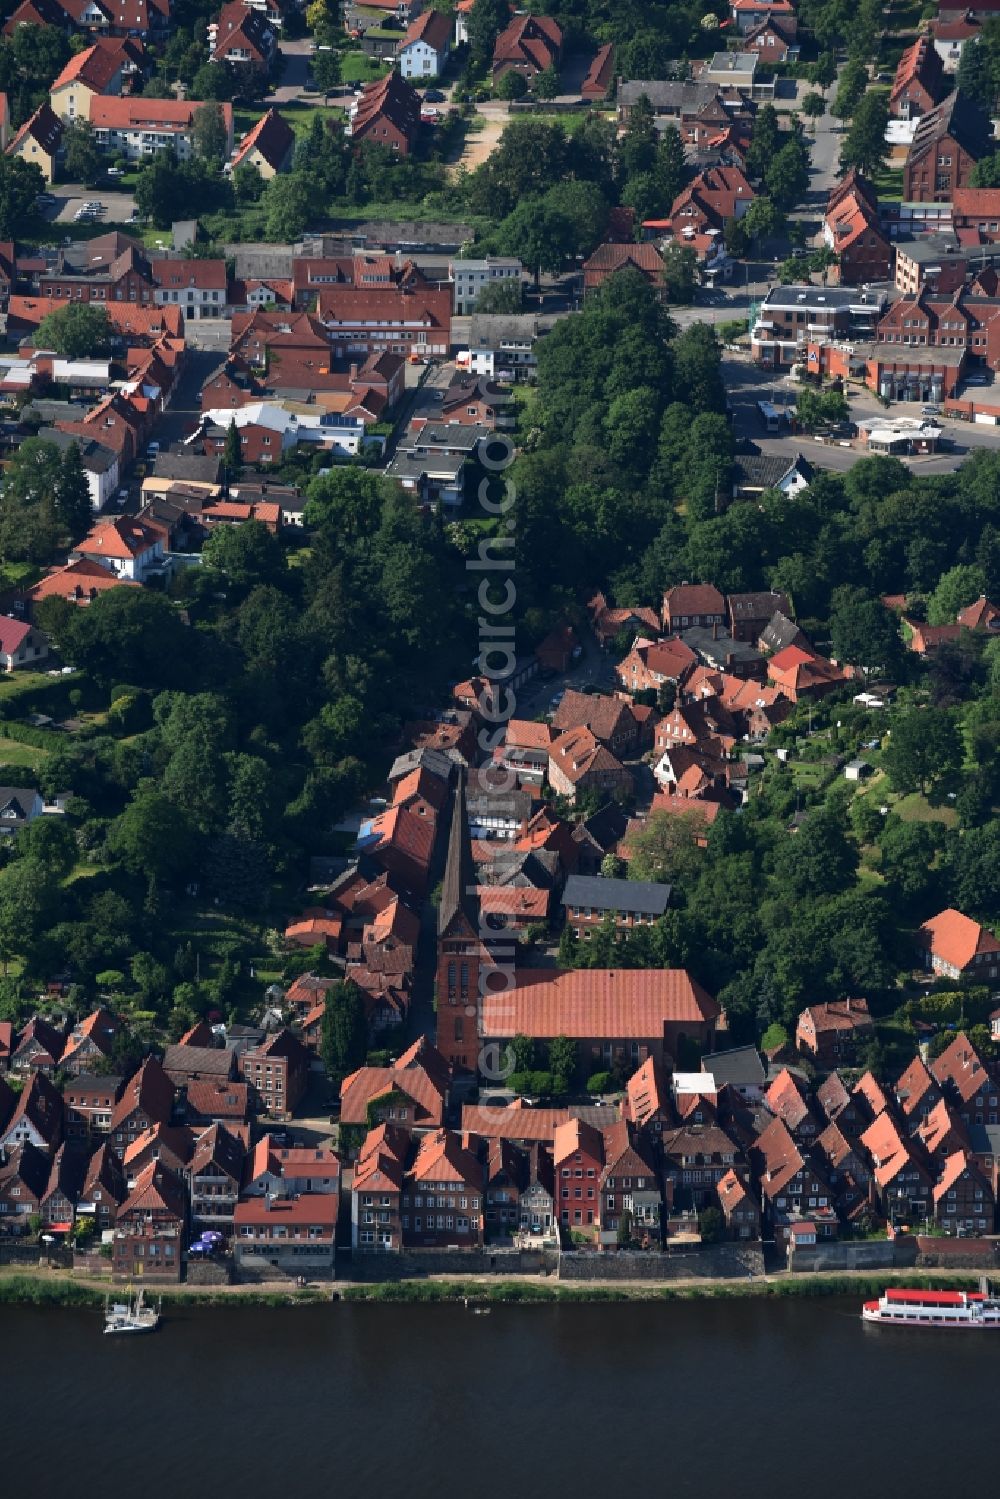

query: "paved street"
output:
723 353 1000 475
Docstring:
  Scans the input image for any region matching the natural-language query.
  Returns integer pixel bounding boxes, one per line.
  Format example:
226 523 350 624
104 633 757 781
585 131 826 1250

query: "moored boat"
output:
104 1288 160 1335
862 1283 1000 1329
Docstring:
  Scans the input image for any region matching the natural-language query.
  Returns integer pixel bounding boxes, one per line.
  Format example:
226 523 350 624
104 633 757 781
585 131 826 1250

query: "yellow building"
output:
49 40 143 125
227 107 295 181
6 103 63 184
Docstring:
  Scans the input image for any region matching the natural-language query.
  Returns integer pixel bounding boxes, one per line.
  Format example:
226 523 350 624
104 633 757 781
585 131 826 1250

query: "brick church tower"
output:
435 775 492 1072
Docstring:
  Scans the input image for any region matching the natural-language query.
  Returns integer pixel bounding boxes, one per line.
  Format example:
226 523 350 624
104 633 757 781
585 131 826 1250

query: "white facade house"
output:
88 99 234 165
151 260 228 320
449 256 522 315
199 402 369 459
75 518 165 582
398 10 452 79
455 314 540 380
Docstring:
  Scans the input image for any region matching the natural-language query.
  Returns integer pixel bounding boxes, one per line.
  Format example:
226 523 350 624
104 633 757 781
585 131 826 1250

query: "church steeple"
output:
435 772 483 1072
438 772 478 939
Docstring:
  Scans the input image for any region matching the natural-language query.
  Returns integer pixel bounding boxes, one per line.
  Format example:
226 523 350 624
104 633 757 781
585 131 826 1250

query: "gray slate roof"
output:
561 874 671 917
702 1045 766 1089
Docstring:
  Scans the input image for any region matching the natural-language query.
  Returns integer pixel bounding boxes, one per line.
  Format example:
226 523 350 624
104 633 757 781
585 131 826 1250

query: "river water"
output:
2 1296 995 1495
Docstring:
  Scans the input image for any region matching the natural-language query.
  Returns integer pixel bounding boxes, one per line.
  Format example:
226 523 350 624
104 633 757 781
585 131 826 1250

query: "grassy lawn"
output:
787 759 834 788
0 736 49 765
872 165 905 202
892 790 957 827
340 53 390 85
273 100 347 142
0 671 54 704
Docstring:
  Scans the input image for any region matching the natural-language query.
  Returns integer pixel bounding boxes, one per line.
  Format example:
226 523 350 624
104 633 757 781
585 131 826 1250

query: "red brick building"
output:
112 1160 187 1281
824 171 894 286
491 13 562 85
241 1028 310 1119
351 69 421 156
889 35 945 119
903 91 993 202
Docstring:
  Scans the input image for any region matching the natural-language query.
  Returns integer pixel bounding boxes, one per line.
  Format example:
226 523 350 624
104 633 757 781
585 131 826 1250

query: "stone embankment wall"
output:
558 1243 765 1281
345 1247 553 1281
914 1236 1000 1270
787 1239 909 1273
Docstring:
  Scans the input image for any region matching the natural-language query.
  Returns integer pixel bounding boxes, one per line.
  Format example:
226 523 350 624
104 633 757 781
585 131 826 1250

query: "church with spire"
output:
435 774 496 1072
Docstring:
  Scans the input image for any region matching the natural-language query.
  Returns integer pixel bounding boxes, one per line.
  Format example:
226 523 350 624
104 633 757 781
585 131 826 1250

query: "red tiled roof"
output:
931 1031 992 1104
77 516 161 561
28 558 139 606
664 583 726 618
234 1195 338 1228
919 908 1000 970
548 724 625 784
8 102 62 157
582 42 614 98
230 106 294 173
584 241 665 275
51 40 137 93
89 98 234 135
482 967 719 1040
400 8 451 51
765 1068 812 1131
493 13 562 71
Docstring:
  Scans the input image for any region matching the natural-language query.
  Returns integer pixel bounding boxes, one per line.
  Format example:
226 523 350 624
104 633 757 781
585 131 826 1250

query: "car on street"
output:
424 88 446 102
549 690 564 708
146 441 160 460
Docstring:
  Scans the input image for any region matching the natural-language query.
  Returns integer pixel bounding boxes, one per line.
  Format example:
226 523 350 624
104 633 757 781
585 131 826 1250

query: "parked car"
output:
424 88 446 102
146 441 160 460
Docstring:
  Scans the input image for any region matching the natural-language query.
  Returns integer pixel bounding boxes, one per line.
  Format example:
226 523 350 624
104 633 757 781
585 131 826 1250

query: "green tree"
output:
319 978 367 1080
927 564 987 625
264 173 311 240
106 787 198 886
627 809 703 884
467 0 509 71
746 103 780 181
232 161 265 204
0 153 44 238
67 587 190 687
548 1034 577 1092
698 1206 724 1244
497 68 528 100
830 588 902 674
772 805 858 899
882 708 962 795
957 32 994 112
473 278 522 313
533 65 559 99
832 56 868 120
54 441 93 540
223 417 242 479
616 1206 635 1247
810 52 837 94
62 119 103 185
36 303 111 359
840 93 889 177
765 139 810 213
661 242 698 304
312 47 341 97
741 195 783 253
202 519 286 587
801 92 827 124
192 102 229 167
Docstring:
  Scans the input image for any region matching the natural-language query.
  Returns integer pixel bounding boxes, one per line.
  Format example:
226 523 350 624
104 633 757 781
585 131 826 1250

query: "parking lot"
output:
41 189 138 226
